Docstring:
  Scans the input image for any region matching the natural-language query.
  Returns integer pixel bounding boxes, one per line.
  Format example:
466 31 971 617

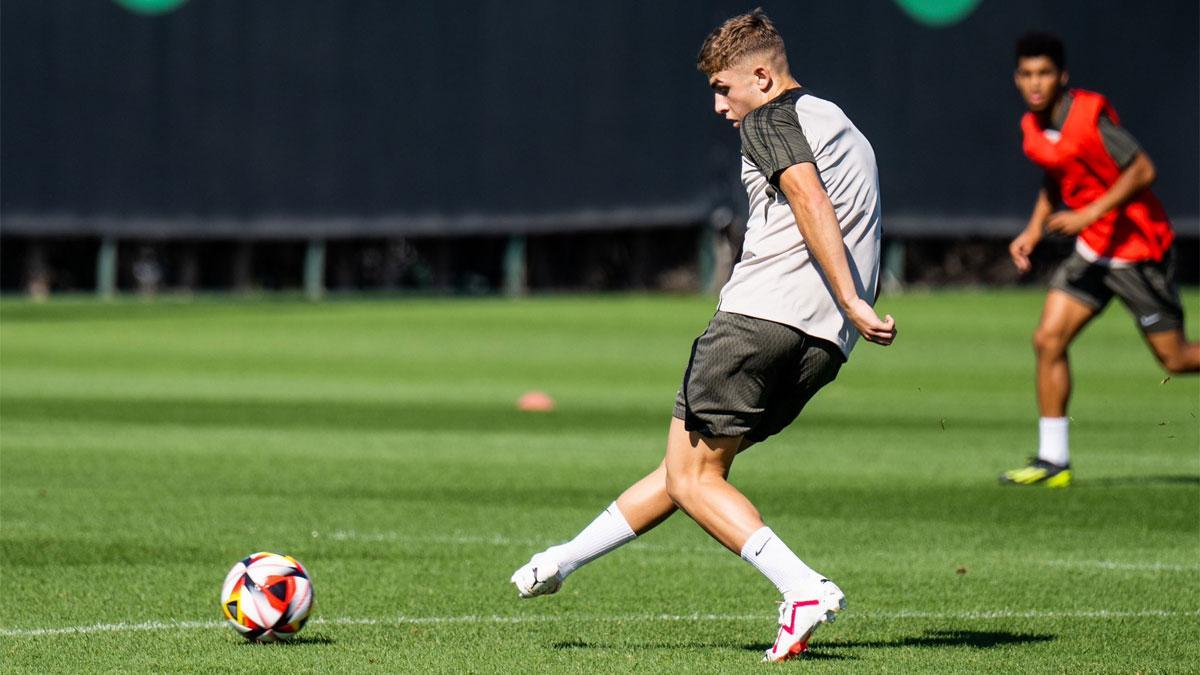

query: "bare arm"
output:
1026 187 1054 236
1009 187 1053 273
776 163 896 346
1046 152 1157 235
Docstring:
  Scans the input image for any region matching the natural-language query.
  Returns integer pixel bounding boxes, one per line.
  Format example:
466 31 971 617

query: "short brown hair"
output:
696 8 786 76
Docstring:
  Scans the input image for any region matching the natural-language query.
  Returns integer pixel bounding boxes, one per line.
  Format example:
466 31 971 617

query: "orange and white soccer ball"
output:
220 552 314 642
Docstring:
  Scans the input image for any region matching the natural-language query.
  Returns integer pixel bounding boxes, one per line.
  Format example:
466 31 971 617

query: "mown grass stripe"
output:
4 609 1198 638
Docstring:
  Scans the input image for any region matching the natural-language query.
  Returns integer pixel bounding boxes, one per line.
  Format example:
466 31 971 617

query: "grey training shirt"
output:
718 88 882 357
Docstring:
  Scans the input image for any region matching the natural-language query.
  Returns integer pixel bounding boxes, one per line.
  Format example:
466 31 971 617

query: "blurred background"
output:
1 0 1196 298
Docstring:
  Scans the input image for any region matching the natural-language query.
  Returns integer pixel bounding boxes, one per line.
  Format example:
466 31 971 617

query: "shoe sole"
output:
512 578 561 598
999 472 1073 488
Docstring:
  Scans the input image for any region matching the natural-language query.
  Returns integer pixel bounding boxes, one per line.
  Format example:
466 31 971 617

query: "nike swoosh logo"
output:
1139 313 1160 327
755 537 772 556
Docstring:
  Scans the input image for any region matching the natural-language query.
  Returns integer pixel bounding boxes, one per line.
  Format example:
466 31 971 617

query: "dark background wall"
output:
2 0 1197 233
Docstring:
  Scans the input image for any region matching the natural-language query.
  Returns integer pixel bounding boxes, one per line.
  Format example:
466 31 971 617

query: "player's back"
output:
794 93 881 245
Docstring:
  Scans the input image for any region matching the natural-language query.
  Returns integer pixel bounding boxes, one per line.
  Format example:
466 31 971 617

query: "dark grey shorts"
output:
1049 248 1184 334
672 311 845 443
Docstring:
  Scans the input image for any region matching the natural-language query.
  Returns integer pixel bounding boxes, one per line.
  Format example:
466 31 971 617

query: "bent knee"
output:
1158 353 1198 374
664 470 697 506
664 474 687 506
665 471 722 508
1032 328 1068 357
1147 336 1199 374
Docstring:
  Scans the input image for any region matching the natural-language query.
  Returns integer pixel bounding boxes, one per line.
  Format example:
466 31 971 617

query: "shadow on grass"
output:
1080 475 1200 487
4 393 1129 436
767 630 1056 654
552 640 852 659
238 634 335 646
552 630 1052 655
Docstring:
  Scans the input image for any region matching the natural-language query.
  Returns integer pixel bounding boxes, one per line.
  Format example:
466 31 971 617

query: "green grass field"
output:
2 290 1197 673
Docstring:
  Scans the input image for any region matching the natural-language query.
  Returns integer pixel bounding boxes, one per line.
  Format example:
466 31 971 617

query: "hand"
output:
1008 229 1040 274
1045 208 1097 236
844 297 896 346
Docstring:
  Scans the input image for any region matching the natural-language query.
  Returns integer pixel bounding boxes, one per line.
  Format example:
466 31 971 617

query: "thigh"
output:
1038 288 1101 344
664 417 741 483
1106 250 1185 335
1143 328 1194 369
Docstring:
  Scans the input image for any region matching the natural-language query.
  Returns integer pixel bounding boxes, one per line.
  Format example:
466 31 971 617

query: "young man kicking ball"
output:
1002 33 1198 487
510 10 896 662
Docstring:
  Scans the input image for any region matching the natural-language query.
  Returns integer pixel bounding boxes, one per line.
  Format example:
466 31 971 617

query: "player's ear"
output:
753 65 772 92
1058 69 1069 87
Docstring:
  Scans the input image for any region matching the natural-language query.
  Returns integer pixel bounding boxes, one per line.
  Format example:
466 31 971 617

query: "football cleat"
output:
999 458 1072 487
510 553 564 598
763 579 846 662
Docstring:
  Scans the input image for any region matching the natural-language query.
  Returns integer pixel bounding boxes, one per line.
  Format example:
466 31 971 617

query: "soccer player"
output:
509 10 895 662
1002 33 1199 488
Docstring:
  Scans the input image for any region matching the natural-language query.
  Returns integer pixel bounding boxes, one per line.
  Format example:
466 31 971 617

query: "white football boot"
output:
762 578 846 662
510 552 565 598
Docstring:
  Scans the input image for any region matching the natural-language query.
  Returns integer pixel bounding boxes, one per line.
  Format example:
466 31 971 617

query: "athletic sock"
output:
1037 416 1070 467
546 501 636 578
740 526 821 598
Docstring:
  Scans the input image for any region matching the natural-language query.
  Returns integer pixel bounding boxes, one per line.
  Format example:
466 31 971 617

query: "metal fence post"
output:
304 239 326 300
97 236 117 299
882 238 906 292
503 234 527 296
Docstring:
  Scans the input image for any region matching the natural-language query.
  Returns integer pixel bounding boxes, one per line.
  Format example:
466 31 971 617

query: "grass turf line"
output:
1 290 1197 673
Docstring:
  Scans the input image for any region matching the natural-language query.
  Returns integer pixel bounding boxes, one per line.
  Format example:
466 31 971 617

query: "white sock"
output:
1038 417 1070 467
546 502 636 577
740 526 821 597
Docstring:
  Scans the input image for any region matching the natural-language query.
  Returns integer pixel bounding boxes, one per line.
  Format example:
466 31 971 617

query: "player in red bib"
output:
1002 32 1198 487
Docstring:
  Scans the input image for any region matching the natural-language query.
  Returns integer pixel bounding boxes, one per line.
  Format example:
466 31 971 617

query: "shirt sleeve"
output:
739 104 816 188
1097 113 1141 168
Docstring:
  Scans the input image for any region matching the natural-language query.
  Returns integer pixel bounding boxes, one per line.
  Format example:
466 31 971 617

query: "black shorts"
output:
1049 248 1185 334
672 311 845 443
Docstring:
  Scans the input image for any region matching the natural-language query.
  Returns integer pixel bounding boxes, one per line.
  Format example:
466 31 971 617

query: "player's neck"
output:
1037 90 1067 125
766 78 802 101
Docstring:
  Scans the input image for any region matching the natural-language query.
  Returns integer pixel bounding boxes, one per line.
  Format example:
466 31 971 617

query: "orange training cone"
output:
517 391 556 412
